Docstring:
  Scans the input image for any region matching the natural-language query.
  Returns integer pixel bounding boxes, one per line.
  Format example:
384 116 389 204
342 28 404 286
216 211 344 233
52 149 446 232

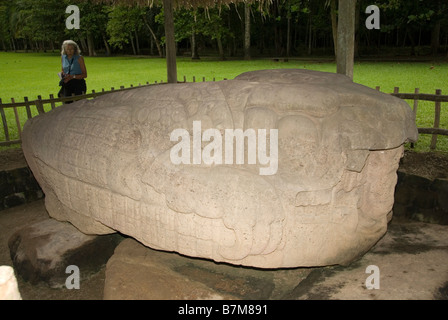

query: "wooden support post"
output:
430 89 442 150
163 0 177 84
336 0 356 80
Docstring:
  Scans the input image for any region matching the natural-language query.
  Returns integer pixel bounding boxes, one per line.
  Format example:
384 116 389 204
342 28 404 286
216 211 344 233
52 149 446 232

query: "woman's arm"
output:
77 56 87 79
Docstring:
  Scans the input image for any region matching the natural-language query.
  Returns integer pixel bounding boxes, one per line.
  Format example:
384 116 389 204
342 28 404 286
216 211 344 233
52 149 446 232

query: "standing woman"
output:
60 40 87 101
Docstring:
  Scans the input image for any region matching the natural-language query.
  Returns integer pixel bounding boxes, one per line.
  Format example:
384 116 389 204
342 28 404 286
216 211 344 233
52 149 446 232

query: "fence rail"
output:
1 81 447 149
385 87 447 150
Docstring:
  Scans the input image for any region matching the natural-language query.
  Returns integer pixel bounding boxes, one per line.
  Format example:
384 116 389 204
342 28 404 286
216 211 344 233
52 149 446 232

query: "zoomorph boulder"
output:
22 69 418 268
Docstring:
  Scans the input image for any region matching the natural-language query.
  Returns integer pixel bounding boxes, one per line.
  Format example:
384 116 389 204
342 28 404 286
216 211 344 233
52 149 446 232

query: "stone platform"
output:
103 217 448 300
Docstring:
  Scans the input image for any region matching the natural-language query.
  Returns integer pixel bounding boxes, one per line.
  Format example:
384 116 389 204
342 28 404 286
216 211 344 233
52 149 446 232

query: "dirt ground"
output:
1 148 448 300
398 149 448 180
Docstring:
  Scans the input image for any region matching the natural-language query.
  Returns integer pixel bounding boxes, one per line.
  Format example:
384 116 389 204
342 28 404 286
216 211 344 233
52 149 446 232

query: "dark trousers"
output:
58 79 87 104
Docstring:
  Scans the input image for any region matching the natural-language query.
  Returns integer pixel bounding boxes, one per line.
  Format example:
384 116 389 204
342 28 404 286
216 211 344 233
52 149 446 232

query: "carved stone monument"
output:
22 69 418 268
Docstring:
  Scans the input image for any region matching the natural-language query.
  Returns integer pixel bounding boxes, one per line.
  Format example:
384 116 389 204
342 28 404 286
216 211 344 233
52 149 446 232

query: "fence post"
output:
11 98 22 139
430 89 442 150
49 94 56 109
24 97 32 119
0 98 11 142
36 95 45 114
410 88 420 149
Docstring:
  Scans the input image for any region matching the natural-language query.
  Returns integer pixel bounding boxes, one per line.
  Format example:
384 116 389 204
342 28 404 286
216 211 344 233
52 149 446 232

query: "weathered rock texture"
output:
21 69 418 268
8 219 122 288
104 238 311 300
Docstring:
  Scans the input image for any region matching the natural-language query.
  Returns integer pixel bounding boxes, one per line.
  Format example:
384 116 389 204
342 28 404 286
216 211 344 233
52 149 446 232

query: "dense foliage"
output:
0 0 447 58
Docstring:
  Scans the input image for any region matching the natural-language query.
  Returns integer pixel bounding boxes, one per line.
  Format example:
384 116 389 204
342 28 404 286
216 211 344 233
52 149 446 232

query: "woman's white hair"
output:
61 40 81 56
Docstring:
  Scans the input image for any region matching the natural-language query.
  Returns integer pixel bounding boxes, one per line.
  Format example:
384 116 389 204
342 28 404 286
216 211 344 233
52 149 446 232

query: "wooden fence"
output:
385 87 448 150
1 81 447 149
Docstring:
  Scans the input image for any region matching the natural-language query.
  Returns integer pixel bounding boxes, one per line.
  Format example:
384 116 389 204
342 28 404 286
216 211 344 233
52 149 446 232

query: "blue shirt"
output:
62 54 83 75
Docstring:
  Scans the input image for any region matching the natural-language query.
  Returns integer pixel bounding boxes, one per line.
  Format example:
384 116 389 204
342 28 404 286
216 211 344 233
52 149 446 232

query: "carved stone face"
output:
22 69 418 268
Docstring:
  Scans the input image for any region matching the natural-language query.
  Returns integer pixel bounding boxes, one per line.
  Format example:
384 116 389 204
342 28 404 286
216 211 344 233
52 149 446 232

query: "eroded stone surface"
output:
21 69 418 268
104 238 311 300
8 219 122 288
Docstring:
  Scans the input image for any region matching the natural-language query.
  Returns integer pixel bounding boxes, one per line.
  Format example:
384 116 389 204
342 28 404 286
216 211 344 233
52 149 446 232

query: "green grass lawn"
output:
1 51 447 152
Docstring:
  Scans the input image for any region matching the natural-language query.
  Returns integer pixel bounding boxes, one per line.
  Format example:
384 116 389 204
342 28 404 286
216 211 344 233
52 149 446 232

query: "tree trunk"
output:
143 16 163 57
80 38 88 55
217 36 225 60
191 30 200 60
286 14 291 57
331 0 338 58
135 30 141 55
354 0 360 58
244 2 251 60
308 14 312 55
336 0 356 80
103 33 111 56
163 0 177 83
431 20 441 56
87 32 96 56
129 33 137 55
406 27 416 56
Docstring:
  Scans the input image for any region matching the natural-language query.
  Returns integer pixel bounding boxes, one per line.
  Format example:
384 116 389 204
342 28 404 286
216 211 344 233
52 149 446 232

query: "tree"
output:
197 6 232 60
0 0 11 50
106 5 144 54
376 0 448 56
142 6 163 57
66 1 110 56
